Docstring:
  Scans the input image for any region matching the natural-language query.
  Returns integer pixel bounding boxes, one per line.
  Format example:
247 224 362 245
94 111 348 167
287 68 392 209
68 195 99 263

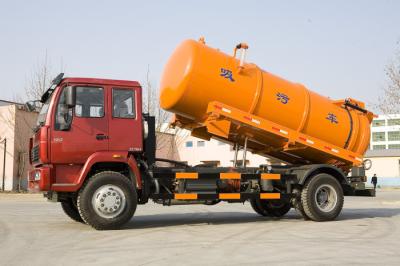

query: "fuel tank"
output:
160 39 373 165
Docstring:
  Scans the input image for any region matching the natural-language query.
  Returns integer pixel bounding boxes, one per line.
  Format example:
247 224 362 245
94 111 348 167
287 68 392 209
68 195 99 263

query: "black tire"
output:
295 205 310 220
61 197 84 223
250 198 269 216
77 171 137 230
301 173 344 221
250 198 291 217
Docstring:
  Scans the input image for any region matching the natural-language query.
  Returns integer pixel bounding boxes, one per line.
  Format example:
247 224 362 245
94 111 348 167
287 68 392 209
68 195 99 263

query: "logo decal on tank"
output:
220 68 235 82
326 113 338 124
276 92 289 104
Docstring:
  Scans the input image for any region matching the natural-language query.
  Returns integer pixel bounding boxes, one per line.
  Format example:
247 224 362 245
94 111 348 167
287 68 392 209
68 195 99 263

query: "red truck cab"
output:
29 75 143 193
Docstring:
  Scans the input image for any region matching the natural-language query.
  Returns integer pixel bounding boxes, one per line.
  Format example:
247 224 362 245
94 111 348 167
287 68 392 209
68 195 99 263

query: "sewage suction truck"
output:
28 38 375 230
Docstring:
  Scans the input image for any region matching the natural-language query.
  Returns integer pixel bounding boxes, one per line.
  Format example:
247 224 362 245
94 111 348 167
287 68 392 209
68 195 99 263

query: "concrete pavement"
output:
0 190 399 265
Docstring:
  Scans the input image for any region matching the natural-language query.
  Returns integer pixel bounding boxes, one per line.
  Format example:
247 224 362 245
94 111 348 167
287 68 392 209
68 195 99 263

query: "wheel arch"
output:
292 164 348 188
87 162 137 185
75 152 142 191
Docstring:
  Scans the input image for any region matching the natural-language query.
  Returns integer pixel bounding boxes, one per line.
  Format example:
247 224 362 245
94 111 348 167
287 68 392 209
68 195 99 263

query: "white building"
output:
177 135 269 167
365 114 400 185
370 114 400 150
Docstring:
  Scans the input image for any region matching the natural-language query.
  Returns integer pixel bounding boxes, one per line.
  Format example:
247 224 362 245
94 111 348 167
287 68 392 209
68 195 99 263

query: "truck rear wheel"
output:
295 205 310 220
301 173 344 221
250 198 291 217
77 171 137 230
61 197 84 223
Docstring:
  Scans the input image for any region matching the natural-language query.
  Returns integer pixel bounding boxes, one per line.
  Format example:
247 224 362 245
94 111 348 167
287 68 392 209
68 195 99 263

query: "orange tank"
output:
160 38 374 169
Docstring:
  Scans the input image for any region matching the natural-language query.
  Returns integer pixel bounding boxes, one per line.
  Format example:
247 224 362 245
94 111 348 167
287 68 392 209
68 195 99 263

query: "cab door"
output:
108 86 143 152
50 85 108 164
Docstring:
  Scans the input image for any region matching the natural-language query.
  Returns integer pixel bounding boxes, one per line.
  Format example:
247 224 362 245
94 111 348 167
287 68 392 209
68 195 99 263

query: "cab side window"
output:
113 89 135 118
75 87 104 118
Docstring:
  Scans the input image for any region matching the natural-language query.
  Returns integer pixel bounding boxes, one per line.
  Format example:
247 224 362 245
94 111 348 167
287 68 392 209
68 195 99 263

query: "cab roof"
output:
62 77 141 87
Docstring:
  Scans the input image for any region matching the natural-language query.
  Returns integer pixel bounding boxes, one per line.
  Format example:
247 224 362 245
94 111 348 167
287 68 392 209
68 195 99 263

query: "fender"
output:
127 154 142 189
51 151 142 192
289 164 348 186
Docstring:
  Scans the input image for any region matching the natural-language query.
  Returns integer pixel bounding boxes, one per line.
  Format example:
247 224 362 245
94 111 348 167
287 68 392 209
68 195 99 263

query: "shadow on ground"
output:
339 208 400 220
122 208 400 230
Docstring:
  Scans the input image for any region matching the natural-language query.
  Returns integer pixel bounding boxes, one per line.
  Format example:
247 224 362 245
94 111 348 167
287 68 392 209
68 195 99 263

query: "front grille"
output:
31 145 39 163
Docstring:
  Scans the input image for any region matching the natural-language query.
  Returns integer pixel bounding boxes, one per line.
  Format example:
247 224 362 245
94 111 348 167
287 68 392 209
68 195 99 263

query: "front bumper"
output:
28 167 52 191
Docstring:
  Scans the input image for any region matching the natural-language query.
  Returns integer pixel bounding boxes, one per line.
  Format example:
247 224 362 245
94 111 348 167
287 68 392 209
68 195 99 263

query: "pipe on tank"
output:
233 43 248 72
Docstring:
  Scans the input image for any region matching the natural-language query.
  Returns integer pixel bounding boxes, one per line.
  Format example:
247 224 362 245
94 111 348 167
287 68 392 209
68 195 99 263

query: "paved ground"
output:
0 190 400 265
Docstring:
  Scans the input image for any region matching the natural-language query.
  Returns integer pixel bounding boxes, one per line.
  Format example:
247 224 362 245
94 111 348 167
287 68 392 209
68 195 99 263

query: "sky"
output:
0 0 399 110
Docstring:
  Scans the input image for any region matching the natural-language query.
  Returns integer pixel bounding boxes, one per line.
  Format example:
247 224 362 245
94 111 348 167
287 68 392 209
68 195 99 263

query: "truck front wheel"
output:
250 198 291 217
301 173 344 221
61 197 84 223
77 171 137 230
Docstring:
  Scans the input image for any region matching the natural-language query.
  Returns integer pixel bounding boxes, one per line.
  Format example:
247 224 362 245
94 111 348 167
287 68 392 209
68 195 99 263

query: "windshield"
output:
36 92 53 127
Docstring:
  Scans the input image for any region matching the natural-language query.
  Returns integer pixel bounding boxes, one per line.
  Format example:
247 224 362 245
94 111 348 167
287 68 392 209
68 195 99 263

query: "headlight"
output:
34 171 41 181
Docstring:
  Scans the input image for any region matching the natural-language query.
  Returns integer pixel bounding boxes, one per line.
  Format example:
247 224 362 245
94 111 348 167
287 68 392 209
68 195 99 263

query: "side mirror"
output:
65 86 76 108
25 100 41 112
25 101 36 112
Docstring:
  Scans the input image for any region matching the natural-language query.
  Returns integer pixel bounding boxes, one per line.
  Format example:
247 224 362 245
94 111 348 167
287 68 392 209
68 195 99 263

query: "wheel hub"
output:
92 185 126 219
315 184 337 213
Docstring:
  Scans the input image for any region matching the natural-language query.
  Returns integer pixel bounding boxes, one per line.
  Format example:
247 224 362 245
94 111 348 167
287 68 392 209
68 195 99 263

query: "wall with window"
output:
372 132 385 142
370 114 400 151
372 119 385 127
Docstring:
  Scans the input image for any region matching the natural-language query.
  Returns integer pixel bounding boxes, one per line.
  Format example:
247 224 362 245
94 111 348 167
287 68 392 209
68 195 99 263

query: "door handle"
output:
96 134 108 140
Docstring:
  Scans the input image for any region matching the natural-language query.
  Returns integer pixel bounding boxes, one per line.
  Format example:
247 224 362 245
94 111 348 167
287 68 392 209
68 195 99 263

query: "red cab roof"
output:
62 77 141 87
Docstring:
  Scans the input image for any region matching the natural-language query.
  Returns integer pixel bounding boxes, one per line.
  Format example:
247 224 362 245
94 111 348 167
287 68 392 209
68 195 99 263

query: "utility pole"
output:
1 137 6 191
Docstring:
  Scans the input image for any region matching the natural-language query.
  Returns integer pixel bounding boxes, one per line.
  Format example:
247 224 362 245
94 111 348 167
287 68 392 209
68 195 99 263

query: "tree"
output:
377 48 400 114
25 51 55 101
142 66 170 132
